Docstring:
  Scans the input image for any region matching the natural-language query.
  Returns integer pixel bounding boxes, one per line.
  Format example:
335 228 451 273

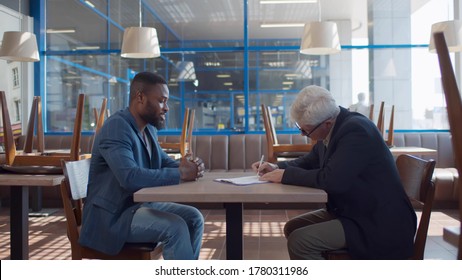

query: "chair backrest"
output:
434 31 462 260
396 154 436 260
369 103 374 121
386 105 395 147
70 94 85 161
261 105 277 162
95 97 107 134
60 158 91 259
261 104 278 145
92 97 108 149
23 96 45 153
180 107 195 156
376 101 385 136
0 91 16 165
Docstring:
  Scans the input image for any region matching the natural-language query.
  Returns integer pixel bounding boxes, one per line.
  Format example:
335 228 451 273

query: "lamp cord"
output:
139 0 142 27
318 0 321 22
19 0 22 31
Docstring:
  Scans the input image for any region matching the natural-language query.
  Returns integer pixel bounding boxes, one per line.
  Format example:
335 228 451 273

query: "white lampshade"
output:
300 21 341 55
0 31 39 62
121 27 161 58
429 20 462 53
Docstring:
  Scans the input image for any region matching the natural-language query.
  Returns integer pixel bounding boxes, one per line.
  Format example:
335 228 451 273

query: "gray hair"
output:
290 85 340 126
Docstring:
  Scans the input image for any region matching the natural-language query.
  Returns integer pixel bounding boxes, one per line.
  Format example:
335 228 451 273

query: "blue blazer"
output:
279 107 417 259
79 108 180 255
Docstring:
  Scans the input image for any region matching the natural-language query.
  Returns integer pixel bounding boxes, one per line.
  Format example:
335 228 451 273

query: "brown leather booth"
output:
0 132 458 208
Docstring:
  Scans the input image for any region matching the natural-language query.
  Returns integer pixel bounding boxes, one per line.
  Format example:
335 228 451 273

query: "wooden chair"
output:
1 91 89 167
375 102 394 147
261 104 313 163
386 105 395 147
434 31 462 260
159 107 195 157
60 158 161 259
92 97 108 134
376 101 385 136
23 96 45 153
0 91 16 164
369 103 374 121
323 154 436 260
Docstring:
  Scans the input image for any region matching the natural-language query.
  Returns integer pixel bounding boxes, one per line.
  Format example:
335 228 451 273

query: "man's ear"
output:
136 91 144 103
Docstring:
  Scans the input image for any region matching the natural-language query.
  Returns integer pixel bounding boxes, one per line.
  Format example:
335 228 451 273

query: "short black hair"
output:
129 72 167 102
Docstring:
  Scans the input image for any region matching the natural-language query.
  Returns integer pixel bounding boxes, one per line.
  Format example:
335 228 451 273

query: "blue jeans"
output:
126 202 204 260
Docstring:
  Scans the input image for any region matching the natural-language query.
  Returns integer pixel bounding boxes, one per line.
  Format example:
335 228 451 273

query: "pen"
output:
257 155 264 176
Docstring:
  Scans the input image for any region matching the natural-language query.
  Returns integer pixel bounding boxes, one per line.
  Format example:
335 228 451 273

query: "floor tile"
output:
0 207 459 260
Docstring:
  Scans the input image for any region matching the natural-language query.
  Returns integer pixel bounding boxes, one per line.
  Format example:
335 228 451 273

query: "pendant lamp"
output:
429 20 462 53
121 0 161 58
0 31 39 62
300 0 340 55
0 1 39 62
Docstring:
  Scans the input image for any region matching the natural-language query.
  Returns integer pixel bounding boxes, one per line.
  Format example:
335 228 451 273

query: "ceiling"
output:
2 0 437 49
45 0 369 48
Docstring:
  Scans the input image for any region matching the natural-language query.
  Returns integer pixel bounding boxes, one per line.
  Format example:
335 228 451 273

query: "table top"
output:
134 172 327 203
389 146 437 156
0 173 64 186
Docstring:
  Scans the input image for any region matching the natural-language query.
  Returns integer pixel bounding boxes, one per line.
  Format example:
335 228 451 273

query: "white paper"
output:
214 175 269 186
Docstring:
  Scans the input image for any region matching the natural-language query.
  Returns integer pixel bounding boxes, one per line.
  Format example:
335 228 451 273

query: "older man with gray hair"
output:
253 85 416 260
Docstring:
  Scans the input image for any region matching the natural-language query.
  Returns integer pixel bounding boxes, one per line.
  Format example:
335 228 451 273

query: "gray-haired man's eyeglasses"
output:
295 120 328 138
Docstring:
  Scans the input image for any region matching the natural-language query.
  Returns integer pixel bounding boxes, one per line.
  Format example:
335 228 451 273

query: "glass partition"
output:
42 0 454 133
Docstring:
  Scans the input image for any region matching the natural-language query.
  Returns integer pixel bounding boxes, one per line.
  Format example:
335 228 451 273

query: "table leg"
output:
10 186 29 260
224 203 243 260
30 186 42 212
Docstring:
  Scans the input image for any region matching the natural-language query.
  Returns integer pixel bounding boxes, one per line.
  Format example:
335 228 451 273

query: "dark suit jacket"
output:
279 107 417 259
79 108 180 255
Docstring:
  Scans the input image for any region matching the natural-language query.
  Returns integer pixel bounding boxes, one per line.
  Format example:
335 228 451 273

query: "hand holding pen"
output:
252 156 278 176
256 155 264 176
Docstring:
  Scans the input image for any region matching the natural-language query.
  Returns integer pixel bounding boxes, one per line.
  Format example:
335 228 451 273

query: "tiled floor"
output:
0 207 459 260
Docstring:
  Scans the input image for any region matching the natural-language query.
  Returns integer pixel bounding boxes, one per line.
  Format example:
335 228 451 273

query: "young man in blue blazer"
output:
253 85 416 260
79 72 205 260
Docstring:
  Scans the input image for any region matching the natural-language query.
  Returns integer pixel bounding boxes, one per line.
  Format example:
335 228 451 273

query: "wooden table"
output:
389 146 437 157
134 172 327 260
0 173 64 260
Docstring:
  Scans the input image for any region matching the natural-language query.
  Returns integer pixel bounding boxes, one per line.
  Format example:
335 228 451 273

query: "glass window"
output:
12 67 19 88
42 0 455 133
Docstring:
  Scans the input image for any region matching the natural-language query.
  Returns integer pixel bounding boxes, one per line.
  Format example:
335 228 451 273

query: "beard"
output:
142 112 165 130
153 118 165 130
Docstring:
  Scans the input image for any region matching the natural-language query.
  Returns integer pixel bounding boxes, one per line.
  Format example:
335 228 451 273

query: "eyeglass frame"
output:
295 118 330 138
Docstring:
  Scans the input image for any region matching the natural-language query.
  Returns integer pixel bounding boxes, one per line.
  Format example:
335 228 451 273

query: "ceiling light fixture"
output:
261 23 305 28
204 61 221 67
216 74 231 78
84 1 96 8
0 1 39 62
46 28 76 34
74 46 100 50
429 20 462 53
121 0 160 58
300 0 341 55
260 0 317 4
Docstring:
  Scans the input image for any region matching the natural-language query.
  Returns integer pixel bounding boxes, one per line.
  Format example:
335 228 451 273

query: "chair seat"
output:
322 249 351 260
80 242 159 260
124 242 158 251
276 151 307 158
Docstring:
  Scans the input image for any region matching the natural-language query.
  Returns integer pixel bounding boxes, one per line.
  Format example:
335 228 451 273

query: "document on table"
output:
214 175 269 186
